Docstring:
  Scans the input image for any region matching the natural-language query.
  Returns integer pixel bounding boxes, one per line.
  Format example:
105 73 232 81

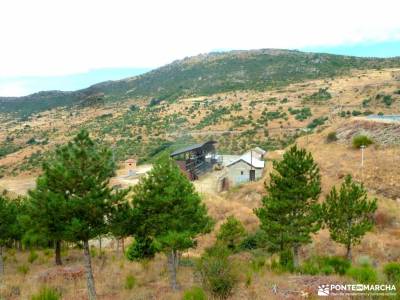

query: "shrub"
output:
17 264 29 275
240 229 268 250
90 247 97 258
249 255 266 273
324 256 351 275
306 88 332 102
124 274 136 290
347 265 378 284
363 110 374 116
299 256 350 276
362 98 371 107
326 132 338 143
300 260 319 275
383 95 393 106
196 245 238 299
321 265 335 275
216 216 246 252
279 249 294 272
352 135 373 148
270 258 287 274
352 110 362 116
384 263 400 283
28 250 39 264
182 287 207 300
126 237 158 261
31 287 61 300
43 249 53 257
307 117 328 129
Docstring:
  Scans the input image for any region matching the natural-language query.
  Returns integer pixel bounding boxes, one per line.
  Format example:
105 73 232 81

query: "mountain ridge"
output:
1 48 400 115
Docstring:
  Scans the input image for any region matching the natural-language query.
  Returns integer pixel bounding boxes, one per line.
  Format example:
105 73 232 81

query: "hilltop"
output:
2 49 400 116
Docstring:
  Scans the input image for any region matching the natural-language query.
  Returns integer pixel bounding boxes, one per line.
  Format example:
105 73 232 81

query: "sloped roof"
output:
226 153 265 169
253 147 266 155
170 141 216 157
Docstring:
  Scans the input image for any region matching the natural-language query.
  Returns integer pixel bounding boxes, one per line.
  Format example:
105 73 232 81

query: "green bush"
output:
279 249 294 272
17 264 29 275
124 274 136 290
216 216 246 252
249 255 266 273
126 237 158 261
324 256 351 275
384 262 400 283
182 287 207 300
240 230 268 250
326 131 338 143
321 265 335 275
196 245 238 300
90 247 97 258
28 250 39 264
352 135 373 148
383 95 393 106
307 117 328 129
299 256 350 276
346 265 378 284
270 258 287 274
300 260 319 275
306 88 332 102
31 287 61 300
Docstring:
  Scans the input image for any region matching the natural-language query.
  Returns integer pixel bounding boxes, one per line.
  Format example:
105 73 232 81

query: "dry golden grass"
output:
0 246 355 300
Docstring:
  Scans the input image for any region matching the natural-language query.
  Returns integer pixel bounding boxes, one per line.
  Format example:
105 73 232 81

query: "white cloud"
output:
0 0 400 77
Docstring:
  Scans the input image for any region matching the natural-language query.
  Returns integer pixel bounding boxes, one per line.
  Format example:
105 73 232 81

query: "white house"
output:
225 152 265 185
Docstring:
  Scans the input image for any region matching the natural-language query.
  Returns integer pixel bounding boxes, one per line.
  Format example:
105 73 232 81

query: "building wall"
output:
226 160 263 185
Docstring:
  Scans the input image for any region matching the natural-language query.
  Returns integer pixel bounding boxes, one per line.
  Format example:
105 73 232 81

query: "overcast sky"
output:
1 0 400 96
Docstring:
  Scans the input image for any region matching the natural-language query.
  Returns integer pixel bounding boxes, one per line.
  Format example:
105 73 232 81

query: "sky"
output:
1 0 400 97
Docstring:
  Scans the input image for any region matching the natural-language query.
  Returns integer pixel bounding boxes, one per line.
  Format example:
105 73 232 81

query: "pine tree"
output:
131 155 213 290
30 130 126 300
0 195 17 277
28 175 69 265
322 175 377 260
109 196 132 255
254 145 321 267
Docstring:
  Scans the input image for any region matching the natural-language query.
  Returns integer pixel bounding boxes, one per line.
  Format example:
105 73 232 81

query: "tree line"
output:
0 130 377 299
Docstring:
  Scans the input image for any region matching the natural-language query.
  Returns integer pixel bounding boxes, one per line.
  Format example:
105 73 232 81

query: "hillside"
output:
1 66 400 185
2 51 400 299
2 49 400 116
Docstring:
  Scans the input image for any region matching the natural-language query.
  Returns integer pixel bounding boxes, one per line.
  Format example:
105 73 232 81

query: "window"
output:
240 171 244 175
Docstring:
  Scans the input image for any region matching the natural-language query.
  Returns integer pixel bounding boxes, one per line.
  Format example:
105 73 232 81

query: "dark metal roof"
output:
170 141 216 157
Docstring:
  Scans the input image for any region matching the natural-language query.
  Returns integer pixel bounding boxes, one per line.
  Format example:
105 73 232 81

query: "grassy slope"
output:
2 49 400 116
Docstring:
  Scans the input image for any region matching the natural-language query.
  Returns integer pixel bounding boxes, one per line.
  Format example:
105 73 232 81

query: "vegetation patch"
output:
288 107 312 121
352 135 374 148
305 88 332 102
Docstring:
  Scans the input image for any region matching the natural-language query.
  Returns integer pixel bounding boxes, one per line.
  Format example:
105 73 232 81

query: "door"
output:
249 169 256 181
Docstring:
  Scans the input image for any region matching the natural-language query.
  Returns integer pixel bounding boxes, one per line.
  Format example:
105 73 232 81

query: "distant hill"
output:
1 49 400 115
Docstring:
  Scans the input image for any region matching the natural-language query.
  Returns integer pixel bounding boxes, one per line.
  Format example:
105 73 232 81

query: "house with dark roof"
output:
170 141 217 180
